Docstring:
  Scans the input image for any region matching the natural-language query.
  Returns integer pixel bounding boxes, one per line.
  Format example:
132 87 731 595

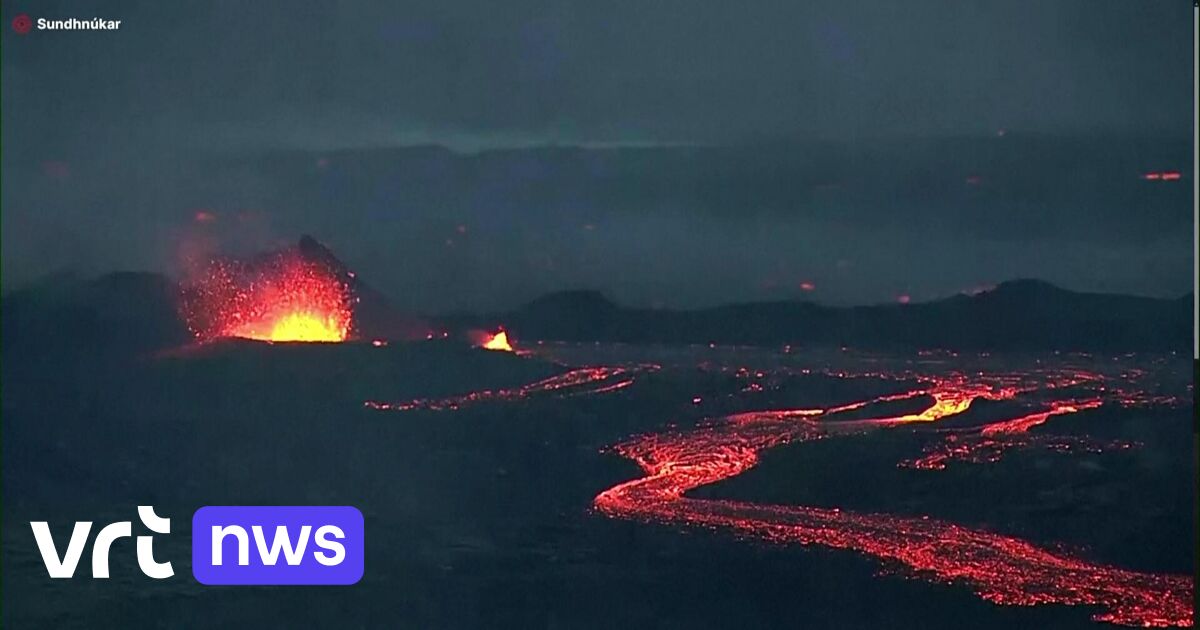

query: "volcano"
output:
296 236 425 341
180 235 423 343
1 236 423 357
180 245 354 342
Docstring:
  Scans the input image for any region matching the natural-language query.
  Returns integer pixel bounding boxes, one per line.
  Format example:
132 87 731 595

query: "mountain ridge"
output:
448 278 1192 352
2 238 1190 356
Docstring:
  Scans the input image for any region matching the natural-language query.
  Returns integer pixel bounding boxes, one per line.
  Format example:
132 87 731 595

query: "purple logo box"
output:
192 506 363 585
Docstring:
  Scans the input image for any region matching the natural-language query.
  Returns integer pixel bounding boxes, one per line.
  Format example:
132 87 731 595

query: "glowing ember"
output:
481 330 513 352
180 249 353 343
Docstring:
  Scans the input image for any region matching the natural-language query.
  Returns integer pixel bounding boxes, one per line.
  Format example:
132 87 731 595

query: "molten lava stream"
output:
365 365 658 412
594 376 1193 627
901 397 1109 470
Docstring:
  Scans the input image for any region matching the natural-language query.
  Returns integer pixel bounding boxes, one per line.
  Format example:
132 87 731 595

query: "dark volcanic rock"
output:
298 235 426 340
2 271 190 360
1 237 429 361
443 280 1191 352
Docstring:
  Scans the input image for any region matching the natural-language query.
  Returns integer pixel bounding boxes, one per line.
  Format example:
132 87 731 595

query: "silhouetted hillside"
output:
1 271 189 360
1 237 426 362
4 253 1189 359
447 280 1192 352
297 235 427 340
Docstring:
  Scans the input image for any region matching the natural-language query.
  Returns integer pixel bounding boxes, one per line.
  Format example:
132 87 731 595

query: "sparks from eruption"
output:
594 369 1193 627
180 250 353 343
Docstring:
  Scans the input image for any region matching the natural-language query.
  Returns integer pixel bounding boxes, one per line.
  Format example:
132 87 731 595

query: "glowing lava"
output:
594 370 1193 627
900 398 1117 470
262 312 348 342
361 349 1191 625
180 250 353 343
482 330 514 352
365 364 658 412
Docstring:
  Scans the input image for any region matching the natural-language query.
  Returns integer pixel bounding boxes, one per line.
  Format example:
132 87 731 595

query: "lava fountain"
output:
482 330 513 351
472 329 513 352
180 249 353 342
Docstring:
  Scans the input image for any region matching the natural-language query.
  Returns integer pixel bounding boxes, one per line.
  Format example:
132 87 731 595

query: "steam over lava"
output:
180 248 353 343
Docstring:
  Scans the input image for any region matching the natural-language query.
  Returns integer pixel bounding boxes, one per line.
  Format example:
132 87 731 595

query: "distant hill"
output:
1 271 189 359
3 235 1190 358
444 279 1193 352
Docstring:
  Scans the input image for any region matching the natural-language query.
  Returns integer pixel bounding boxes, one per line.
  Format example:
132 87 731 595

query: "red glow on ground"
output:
896 294 911 304
365 365 658 412
799 281 816 291
180 250 353 343
901 398 1111 470
594 371 1193 627
365 353 1190 625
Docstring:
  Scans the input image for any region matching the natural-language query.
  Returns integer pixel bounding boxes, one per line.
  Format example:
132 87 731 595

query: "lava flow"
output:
901 398 1117 470
480 330 514 352
366 365 657 412
179 249 353 342
594 370 1193 627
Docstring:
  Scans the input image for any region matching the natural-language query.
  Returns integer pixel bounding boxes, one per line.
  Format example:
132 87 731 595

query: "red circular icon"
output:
12 13 33 34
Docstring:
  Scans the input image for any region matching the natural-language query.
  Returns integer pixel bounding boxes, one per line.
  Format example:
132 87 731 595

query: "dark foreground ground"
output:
2 340 1194 629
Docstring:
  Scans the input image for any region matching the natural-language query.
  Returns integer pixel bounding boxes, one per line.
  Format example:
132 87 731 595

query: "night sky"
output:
2 0 1193 312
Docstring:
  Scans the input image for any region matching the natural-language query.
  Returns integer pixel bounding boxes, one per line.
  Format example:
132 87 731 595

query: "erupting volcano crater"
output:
179 240 355 343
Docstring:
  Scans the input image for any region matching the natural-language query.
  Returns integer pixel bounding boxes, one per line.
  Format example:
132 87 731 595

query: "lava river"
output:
364 357 1192 626
594 370 1194 627
365 365 660 412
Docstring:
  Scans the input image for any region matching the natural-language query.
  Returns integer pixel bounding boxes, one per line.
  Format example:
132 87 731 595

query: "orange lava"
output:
180 250 353 343
365 364 658 412
594 372 1194 627
980 398 1103 436
361 350 1190 624
481 330 514 352
901 397 1117 470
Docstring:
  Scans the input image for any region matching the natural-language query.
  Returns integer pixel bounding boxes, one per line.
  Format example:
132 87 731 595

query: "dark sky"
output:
2 1 1194 311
